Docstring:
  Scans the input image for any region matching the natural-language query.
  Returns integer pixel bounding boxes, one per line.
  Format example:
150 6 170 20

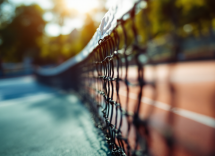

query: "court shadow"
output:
28 93 86 122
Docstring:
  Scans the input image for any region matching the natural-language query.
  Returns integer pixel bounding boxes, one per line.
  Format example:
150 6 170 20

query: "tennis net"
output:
78 1 215 156
37 0 215 156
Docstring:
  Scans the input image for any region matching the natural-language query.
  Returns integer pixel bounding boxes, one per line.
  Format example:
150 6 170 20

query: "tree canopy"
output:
0 4 45 62
0 0 214 64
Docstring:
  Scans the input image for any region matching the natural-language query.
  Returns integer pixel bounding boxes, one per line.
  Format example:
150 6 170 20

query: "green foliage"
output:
35 0 98 64
38 14 97 63
110 0 215 63
114 0 215 45
0 0 98 64
0 4 45 62
1 0 214 64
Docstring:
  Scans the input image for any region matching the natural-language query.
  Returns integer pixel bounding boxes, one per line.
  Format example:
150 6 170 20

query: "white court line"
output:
0 93 54 107
119 91 215 128
171 75 215 83
0 76 34 87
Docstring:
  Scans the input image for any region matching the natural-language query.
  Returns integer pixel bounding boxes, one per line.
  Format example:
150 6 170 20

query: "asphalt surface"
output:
0 76 111 156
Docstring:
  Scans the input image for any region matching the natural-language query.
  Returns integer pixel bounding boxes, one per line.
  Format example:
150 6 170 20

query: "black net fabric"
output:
78 2 215 156
79 3 168 156
74 1 215 156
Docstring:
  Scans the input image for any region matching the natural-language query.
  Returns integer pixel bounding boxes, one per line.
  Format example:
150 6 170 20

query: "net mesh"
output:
77 1 215 156
35 0 215 155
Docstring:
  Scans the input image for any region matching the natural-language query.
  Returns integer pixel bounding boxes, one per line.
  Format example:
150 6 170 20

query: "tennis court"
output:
1 0 215 155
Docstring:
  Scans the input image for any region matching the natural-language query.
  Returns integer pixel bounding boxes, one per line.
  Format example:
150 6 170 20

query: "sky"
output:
8 0 104 37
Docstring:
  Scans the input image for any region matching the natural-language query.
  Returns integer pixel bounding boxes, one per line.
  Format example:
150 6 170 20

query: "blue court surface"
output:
0 76 111 156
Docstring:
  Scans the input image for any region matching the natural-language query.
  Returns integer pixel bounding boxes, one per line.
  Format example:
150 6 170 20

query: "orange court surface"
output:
89 60 215 156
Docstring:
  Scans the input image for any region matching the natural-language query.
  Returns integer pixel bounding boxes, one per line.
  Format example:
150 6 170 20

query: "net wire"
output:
77 1 215 156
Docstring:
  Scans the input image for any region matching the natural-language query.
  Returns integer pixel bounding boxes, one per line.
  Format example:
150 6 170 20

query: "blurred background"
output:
1 0 215 78
0 1 215 155
0 0 110 77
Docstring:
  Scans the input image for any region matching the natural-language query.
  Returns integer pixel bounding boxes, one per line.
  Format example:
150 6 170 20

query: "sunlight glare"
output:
65 0 98 13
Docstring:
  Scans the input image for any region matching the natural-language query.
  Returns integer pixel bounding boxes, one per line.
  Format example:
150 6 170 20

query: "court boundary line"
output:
119 91 215 128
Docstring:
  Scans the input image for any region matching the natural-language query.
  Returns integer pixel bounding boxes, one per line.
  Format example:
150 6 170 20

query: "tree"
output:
0 0 10 26
48 0 77 62
0 4 46 62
